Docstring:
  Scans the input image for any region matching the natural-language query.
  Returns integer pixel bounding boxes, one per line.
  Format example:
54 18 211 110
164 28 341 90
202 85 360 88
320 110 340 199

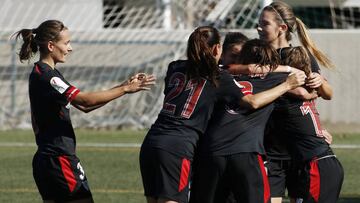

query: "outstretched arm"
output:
226 64 266 75
71 73 156 109
239 72 306 109
286 87 318 100
72 103 107 113
227 64 298 75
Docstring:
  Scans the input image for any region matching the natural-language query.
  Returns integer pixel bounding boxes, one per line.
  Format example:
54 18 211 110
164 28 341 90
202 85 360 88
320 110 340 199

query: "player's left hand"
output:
125 73 156 93
320 129 333 145
306 72 323 89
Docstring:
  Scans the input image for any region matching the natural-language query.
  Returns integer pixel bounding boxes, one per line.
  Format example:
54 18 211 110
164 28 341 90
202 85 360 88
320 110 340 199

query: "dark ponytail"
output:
13 20 67 63
186 26 221 86
14 29 38 62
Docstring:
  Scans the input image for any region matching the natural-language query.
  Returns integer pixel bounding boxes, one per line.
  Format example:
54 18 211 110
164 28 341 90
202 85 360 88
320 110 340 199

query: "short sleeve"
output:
40 68 80 105
217 71 244 105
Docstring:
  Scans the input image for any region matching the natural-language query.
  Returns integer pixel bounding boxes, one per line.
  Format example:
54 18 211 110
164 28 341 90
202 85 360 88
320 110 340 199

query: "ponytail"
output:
264 1 335 69
14 29 38 62
295 17 335 69
187 26 220 86
13 20 66 63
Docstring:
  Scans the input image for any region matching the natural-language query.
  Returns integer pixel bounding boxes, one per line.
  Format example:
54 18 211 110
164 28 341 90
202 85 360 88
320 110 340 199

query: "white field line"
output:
0 142 359 149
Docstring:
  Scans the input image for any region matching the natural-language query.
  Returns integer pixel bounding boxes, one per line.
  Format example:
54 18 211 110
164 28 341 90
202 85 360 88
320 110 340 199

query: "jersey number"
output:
162 72 206 118
238 81 253 95
300 100 323 136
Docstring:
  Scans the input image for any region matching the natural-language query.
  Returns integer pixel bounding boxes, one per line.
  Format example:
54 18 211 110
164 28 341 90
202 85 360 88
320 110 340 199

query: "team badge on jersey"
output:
50 77 69 94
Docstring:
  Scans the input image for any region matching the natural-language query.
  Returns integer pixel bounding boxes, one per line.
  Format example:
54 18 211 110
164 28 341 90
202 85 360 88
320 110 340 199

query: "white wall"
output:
238 29 360 132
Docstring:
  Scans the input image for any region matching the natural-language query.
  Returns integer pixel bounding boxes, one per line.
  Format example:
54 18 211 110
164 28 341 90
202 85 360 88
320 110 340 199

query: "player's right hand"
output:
286 71 306 90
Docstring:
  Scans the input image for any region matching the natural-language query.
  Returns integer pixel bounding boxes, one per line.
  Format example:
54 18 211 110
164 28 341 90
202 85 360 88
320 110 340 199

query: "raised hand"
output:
124 73 156 93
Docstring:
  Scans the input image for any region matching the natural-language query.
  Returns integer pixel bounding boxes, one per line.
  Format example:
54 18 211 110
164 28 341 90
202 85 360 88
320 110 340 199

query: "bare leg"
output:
158 198 178 203
271 197 282 203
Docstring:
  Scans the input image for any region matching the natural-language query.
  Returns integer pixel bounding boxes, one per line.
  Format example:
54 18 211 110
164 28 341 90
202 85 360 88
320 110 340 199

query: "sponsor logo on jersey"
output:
50 77 69 94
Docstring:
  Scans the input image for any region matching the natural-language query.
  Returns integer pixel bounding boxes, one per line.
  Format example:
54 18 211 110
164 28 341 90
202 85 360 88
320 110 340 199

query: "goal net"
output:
1 0 358 129
1 0 261 129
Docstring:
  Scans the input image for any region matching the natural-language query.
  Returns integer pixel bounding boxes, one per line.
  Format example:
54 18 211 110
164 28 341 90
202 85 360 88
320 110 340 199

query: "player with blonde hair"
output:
140 26 305 203
257 1 343 202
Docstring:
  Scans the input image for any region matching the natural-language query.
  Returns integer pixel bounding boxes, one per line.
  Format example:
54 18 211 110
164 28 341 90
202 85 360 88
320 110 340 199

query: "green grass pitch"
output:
0 130 359 203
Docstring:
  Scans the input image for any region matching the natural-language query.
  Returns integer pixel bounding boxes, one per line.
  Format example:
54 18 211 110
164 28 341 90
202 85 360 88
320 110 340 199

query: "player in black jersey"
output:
197 31 249 203
190 38 297 203
220 33 307 203
139 27 305 203
14 20 155 203
274 47 343 203
220 32 248 67
256 2 343 203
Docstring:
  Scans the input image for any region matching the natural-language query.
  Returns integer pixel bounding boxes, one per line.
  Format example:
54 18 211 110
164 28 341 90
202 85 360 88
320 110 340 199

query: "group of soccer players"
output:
15 1 343 203
141 1 343 203
139 26 305 203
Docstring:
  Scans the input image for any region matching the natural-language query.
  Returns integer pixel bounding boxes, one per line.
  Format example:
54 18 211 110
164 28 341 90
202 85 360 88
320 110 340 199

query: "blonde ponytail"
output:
264 1 335 69
295 17 335 69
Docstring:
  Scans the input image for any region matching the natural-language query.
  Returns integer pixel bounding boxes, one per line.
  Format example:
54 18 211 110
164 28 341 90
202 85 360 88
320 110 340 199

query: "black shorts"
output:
32 152 92 202
265 158 292 197
289 154 344 203
139 147 191 203
190 153 270 203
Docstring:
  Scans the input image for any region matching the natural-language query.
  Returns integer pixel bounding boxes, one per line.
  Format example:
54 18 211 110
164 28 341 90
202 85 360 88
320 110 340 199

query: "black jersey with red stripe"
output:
197 72 288 156
29 61 80 156
274 50 320 111
141 60 244 159
274 100 330 161
265 50 326 160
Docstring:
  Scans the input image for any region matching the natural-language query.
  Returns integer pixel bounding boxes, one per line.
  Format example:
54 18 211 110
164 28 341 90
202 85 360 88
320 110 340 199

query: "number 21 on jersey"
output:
161 72 206 119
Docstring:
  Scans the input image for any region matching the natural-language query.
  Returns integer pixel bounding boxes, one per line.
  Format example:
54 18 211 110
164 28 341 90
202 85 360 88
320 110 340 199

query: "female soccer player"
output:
190 38 293 203
139 26 305 203
270 45 342 203
220 32 249 67
14 20 155 203
256 1 343 203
